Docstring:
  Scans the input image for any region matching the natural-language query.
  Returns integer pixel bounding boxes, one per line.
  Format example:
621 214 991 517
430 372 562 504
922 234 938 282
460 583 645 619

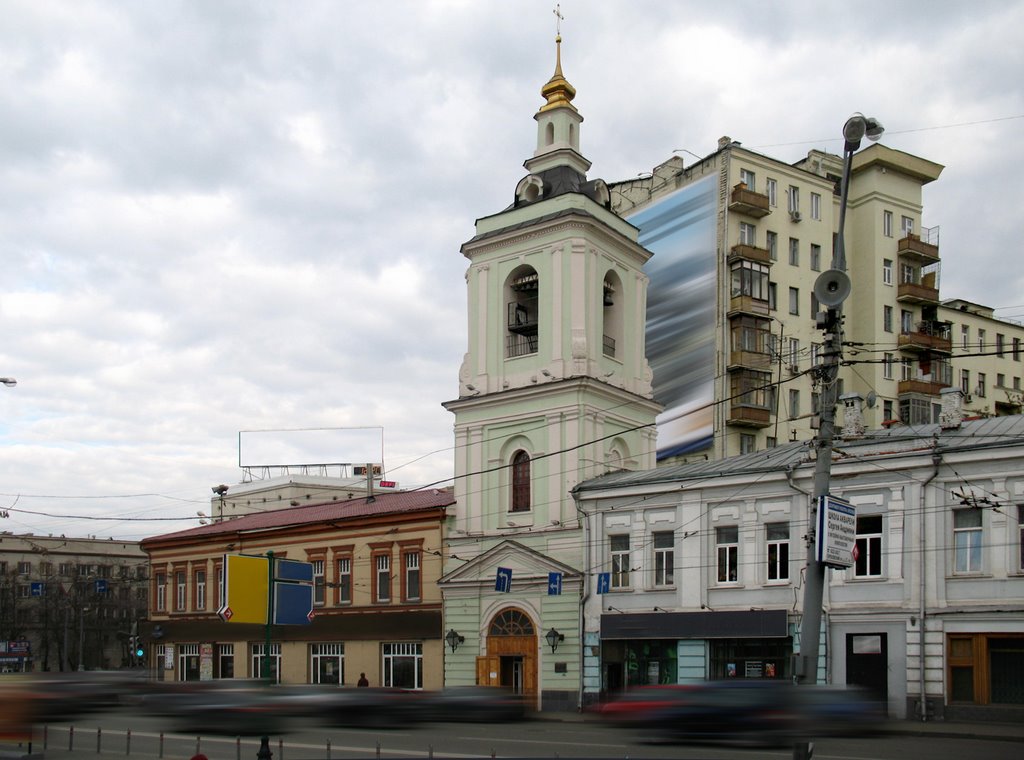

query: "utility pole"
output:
793 113 883 760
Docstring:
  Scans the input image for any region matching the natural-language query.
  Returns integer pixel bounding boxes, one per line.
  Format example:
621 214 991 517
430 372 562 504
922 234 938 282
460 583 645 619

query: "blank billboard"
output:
238 427 384 468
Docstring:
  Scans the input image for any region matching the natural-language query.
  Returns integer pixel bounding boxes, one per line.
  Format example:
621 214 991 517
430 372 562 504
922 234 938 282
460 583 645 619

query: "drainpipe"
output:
575 497 591 712
918 450 941 722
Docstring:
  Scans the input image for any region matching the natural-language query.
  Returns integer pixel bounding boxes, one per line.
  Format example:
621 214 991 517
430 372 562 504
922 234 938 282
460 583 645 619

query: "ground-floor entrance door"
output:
476 608 537 702
846 633 888 716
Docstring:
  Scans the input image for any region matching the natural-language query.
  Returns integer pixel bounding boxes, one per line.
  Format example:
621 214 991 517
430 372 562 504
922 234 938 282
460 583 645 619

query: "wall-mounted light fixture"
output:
545 627 564 653
445 628 465 653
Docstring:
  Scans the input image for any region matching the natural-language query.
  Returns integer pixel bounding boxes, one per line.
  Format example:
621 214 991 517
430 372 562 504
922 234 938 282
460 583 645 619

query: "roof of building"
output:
142 488 455 546
574 414 1024 494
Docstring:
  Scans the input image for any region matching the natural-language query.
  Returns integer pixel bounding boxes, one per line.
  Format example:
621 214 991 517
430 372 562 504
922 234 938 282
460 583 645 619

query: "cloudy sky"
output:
1 0 1021 541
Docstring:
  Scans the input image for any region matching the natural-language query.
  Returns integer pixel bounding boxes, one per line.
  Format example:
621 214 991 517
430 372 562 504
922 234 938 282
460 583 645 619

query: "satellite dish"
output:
814 269 852 308
865 391 878 409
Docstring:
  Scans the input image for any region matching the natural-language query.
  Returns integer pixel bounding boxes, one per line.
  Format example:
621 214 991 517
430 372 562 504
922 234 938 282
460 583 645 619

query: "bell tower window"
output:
510 450 531 513
602 271 623 359
506 268 539 358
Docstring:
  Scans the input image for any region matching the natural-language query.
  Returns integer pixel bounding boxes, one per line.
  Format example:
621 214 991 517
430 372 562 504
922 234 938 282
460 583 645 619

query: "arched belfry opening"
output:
602 269 624 360
505 266 540 358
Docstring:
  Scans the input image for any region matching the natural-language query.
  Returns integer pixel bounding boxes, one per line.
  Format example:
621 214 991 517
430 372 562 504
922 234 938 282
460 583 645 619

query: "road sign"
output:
816 495 857 569
30 582 45 597
547 572 563 596
596 572 611 594
218 554 270 623
274 582 314 624
495 567 512 593
94 579 108 594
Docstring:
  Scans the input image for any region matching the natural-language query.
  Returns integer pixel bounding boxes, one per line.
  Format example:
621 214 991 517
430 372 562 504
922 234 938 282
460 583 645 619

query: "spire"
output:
538 34 578 114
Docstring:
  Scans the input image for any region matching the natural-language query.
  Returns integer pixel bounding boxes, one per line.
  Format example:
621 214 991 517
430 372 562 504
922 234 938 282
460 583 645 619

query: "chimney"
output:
718 136 732 150
840 393 865 438
940 387 965 430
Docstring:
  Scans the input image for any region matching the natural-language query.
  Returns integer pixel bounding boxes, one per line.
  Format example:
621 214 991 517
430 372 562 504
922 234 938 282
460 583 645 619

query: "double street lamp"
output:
1 378 15 387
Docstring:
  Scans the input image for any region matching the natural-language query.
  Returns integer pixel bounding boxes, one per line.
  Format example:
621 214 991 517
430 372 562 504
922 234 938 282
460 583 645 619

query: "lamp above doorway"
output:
545 627 564 653
445 628 465 653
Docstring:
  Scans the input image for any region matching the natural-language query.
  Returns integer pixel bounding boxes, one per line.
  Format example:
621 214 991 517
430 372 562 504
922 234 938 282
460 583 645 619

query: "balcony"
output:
897 281 940 304
729 184 771 218
898 378 949 396
728 404 771 427
898 321 952 354
728 294 771 318
728 243 772 265
728 349 772 372
897 233 939 264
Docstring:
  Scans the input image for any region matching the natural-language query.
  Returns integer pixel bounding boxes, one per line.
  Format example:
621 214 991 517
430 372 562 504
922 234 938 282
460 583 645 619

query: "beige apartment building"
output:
611 138 1024 460
0 533 147 672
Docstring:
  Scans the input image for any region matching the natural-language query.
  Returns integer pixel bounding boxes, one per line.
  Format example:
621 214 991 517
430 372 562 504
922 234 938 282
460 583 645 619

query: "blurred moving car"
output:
588 685 699 727
409 687 526 724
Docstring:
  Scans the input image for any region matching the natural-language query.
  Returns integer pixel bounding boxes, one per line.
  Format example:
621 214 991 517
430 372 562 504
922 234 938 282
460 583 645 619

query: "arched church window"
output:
511 450 531 513
545 121 555 146
489 608 535 636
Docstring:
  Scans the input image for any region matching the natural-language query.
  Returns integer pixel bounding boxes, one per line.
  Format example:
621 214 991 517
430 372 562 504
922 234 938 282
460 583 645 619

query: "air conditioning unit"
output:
790 210 802 222
788 364 801 375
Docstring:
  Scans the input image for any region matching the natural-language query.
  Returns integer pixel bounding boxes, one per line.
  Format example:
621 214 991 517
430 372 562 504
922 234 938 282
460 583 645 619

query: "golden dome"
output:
539 35 577 113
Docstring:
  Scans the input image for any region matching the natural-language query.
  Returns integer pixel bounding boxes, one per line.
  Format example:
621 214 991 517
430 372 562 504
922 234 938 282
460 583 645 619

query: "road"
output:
12 713 1023 760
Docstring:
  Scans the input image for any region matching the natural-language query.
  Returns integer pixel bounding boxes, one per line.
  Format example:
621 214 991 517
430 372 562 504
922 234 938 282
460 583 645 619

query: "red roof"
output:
142 489 454 547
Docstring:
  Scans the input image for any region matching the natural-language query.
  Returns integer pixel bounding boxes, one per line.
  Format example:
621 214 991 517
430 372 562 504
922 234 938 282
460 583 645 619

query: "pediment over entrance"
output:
438 539 581 589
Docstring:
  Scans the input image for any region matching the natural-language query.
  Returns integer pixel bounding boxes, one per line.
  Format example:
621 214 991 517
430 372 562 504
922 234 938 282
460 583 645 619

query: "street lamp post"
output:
793 113 883 760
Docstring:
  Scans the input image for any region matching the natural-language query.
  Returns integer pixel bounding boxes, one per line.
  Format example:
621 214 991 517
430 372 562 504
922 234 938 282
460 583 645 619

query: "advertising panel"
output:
626 175 717 459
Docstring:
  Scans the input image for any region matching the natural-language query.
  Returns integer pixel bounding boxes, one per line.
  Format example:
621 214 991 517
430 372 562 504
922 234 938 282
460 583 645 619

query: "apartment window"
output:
1014 337 1021 361
996 333 1005 357
382 642 423 689
789 389 800 419
961 325 970 350
336 556 352 605
731 260 770 301
17 561 30 576
610 534 631 588
788 185 800 214
883 305 893 332
313 559 325 606
716 526 739 584
653 531 674 587
901 310 914 334
155 573 167 611
883 259 893 285
510 450 531 512
375 553 391 603
58 563 71 576
810 343 821 367
789 287 799 315
194 570 206 611
810 243 821 271
1016 377 1022 392
788 237 799 266
883 210 893 237
901 216 914 236
40 562 52 576
766 436 777 449
997 373 1006 388
17 584 30 598
901 358 913 382
215 562 224 610
883 400 894 421
251 643 281 683
311 643 344 685
961 369 970 396
740 433 756 455
740 168 756 188
786 337 800 368
766 178 777 207
977 373 987 398
766 231 778 261
953 509 982 574
766 523 790 582
175 570 186 611
403 550 421 602
883 353 894 380
810 192 821 220
900 262 915 285
978 328 986 352
768 282 777 311
854 515 882 578
739 221 756 246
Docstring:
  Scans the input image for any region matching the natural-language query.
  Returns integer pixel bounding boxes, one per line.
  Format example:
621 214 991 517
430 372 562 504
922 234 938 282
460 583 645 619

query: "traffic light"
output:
128 635 144 660
135 641 145 659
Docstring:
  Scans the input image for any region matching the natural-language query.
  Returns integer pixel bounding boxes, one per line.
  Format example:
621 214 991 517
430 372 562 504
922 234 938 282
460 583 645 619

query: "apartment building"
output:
573 391 1024 721
140 489 452 687
0 533 147 672
610 139 1024 462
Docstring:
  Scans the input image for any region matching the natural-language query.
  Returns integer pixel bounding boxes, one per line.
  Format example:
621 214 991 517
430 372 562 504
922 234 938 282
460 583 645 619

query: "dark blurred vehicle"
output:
791 684 886 739
305 686 419 729
410 687 526 724
589 685 699 727
162 681 297 736
8 671 147 723
649 680 800 748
